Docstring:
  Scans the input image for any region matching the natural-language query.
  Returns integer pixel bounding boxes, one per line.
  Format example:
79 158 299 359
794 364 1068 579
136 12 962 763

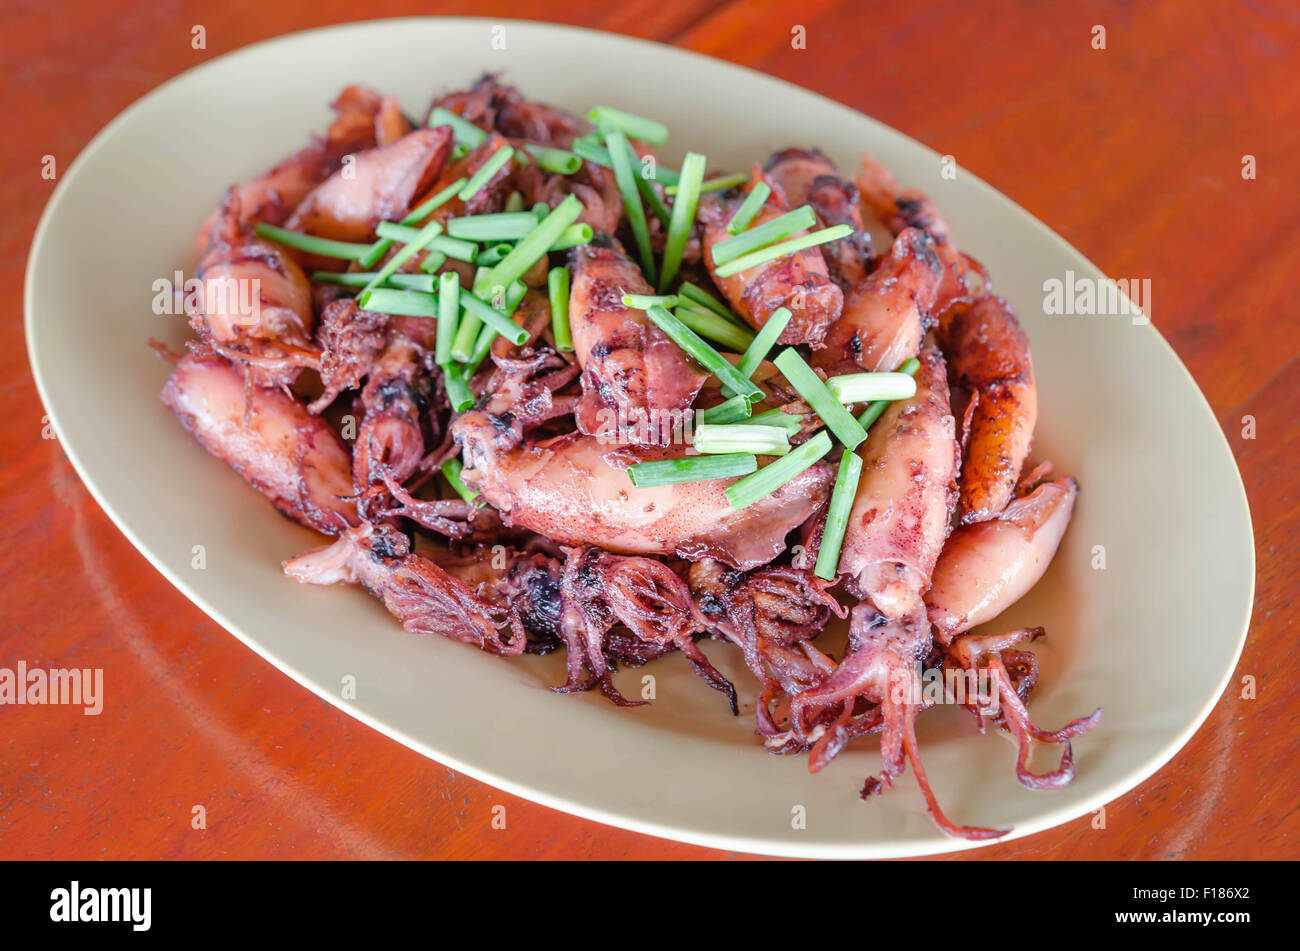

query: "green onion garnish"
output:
464 281 528 376
357 288 440 318
254 223 373 260
588 106 668 146
446 212 539 242
460 291 530 346
358 218 444 301
418 251 448 274
725 431 831 510
443 363 474 412
458 145 515 201
524 144 581 175
814 451 863 580
572 135 681 185
476 243 511 266
626 453 756 488
709 206 817 266
694 423 790 456
548 266 573 352
658 151 706 293
667 172 748 195
311 271 435 293
827 371 919 405
605 130 656 283
548 222 594 251
484 194 583 295
451 268 493 362
504 191 525 213
436 272 460 366
714 225 852 279
679 282 740 322
360 177 467 268
750 407 804 436
442 457 478 503
726 182 772 235
772 349 868 450
375 223 478 263
858 357 922 428
428 107 487 147
674 304 754 353
695 395 752 426
733 306 793 381
622 293 679 310
644 305 762 402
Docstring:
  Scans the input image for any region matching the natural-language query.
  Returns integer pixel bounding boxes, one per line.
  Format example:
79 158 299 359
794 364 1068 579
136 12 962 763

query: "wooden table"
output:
2 1 1295 860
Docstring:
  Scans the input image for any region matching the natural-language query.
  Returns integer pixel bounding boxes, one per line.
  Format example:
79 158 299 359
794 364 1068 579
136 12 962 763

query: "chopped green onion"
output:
452 143 470 160
725 431 832 510
626 453 757 488
549 222 594 251
484 194 583 295
310 271 435 293
442 458 478 503
695 395 752 426
357 288 440 318
465 281 529 376
428 107 487 147
858 357 922 428
674 304 754 352
446 212 539 241
644 305 762 402
254 223 372 260
679 282 739 322
458 145 515 201
436 272 460 366
814 451 863 580
750 407 804 437
709 206 817 266
715 224 853 279
360 177 466 268
524 143 581 175
588 106 669 146
667 172 748 195
622 293 678 310
827 371 918 405
443 363 474 412
694 423 789 456
476 243 511 266
572 135 680 185
733 306 793 381
531 202 550 218
548 266 573 352
375 222 478 263
658 151 706 293
726 182 772 235
358 218 444 300
451 268 493 362
460 292 530 346
773 349 868 450
637 175 671 227
605 130 656 284
504 191 525 213
418 251 448 274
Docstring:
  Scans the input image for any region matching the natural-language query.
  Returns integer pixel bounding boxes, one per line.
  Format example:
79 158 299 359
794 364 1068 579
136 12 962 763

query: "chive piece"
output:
548 266 573 352
622 293 679 310
436 272 460 366
357 288 440 318
644 305 762 402
715 225 853 279
667 172 748 195
358 218 444 301
772 349 868 450
446 212 540 242
733 306 793 381
637 175 671 227
418 251 448 274
750 407 804 437
485 193 583 292
858 357 922 427
429 107 488 147
605 130 656 283
524 144 582 175
587 106 669 146
504 190 525 213
465 281 528 377
814 451 864 580
679 282 739 322
726 182 772 235
459 145 515 201
531 202 549 218
443 363 474 412
658 151 706 293
311 271 434 292
694 423 790 456
709 206 817 266
827 371 918 405
572 135 680 185
442 458 478 503
404 178 468 224
626 453 757 488
460 292 530 346
725 431 831 510
674 304 754 353
548 223 594 251
254 223 373 260
477 243 511 266
375 223 479 263
696 395 753 426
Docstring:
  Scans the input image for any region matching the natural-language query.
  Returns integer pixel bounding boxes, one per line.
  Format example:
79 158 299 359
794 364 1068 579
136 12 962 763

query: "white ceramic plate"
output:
25 18 1253 858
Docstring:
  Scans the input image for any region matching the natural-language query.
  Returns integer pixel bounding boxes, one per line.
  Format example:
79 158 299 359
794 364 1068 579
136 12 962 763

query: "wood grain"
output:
1 0 1295 860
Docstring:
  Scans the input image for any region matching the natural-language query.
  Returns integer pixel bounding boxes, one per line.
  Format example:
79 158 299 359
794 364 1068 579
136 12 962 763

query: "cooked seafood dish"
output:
158 76 1100 840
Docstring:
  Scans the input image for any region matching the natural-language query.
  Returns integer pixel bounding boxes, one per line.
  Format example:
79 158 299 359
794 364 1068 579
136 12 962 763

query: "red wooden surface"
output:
2 1 1296 859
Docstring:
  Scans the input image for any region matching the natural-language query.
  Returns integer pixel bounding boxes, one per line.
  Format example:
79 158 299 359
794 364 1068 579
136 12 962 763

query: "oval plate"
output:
24 18 1253 858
